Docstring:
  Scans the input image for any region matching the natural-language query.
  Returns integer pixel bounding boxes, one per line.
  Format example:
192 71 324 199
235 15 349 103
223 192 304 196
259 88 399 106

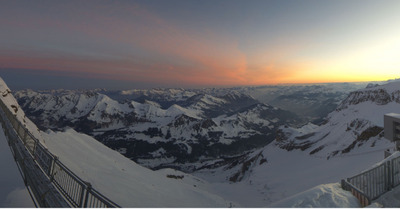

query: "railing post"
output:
78 183 86 207
49 156 58 181
341 179 346 190
84 183 92 208
32 139 37 156
386 161 392 191
22 127 28 144
391 158 399 187
15 121 21 140
383 163 387 192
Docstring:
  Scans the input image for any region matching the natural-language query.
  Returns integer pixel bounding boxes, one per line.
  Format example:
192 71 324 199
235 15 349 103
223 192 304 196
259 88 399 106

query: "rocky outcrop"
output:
341 126 384 154
337 89 392 110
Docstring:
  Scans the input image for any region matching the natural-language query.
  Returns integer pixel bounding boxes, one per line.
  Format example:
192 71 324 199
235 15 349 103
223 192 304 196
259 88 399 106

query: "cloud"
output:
2 1 400 88
0 2 255 88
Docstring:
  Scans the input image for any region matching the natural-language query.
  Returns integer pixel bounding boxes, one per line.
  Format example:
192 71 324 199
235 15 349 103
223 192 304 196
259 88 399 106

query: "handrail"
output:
341 179 370 207
0 95 120 208
0 103 69 207
342 155 400 207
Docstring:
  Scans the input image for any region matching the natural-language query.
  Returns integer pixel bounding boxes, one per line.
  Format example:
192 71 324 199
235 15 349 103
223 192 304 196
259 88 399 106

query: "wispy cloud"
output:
0 1 253 87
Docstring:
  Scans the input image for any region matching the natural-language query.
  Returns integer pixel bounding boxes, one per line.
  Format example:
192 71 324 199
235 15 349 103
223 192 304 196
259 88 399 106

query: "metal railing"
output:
51 161 87 207
392 156 400 187
0 102 69 207
341 155 400 207
341 179 370 207
0 96 120 208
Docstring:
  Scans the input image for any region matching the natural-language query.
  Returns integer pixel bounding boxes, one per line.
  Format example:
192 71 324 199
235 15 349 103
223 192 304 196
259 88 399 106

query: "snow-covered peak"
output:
143 100 161 108
167 104 201 119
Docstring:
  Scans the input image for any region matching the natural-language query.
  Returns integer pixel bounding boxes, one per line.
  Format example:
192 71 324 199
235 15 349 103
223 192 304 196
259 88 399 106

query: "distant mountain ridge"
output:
14 88 300 170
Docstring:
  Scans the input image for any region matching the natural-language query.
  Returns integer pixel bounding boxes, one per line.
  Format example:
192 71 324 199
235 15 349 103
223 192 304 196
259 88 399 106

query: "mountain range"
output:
14 88 299 170
15 82 372 171
9 79 400 206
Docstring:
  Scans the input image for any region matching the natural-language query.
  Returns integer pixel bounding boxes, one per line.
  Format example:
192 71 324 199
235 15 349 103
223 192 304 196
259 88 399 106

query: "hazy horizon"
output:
0 69 387 91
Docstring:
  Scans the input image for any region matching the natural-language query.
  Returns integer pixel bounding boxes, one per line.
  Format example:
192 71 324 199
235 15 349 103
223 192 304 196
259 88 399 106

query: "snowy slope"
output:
268 151 400 208
43 129 235 207
194 143 393 207
269 183 360 208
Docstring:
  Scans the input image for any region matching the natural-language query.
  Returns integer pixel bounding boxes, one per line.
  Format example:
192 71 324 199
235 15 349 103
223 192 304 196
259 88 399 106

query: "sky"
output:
0 0 399 90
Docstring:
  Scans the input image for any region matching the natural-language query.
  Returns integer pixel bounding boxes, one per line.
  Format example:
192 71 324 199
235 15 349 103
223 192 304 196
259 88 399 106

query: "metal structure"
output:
384 113 400 141
341 156 400 207
384 113 400 150
0 98 120 207
342 113 400 206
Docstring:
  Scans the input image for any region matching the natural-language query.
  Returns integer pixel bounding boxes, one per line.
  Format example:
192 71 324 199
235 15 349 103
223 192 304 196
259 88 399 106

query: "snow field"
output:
269 183 360 208
43 129 236 207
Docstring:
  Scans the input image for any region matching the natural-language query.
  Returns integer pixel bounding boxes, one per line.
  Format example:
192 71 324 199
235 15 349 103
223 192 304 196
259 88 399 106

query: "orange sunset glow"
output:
0 0 399 89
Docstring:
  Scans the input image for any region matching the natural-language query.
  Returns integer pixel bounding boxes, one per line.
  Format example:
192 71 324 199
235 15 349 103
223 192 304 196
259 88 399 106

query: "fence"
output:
0 96 120 208
0 102 69 207
341 155 400 207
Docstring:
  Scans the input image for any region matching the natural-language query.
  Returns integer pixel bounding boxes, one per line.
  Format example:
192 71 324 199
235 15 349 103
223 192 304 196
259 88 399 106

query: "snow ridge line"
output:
0 89 120 207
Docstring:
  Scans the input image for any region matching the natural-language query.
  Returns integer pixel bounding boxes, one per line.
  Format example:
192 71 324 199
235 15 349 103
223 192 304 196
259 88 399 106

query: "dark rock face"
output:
341 126 383 154
228 151 267 182
169 115 198 128
276 135 317 151
392 90 400 103
337 89 393 110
